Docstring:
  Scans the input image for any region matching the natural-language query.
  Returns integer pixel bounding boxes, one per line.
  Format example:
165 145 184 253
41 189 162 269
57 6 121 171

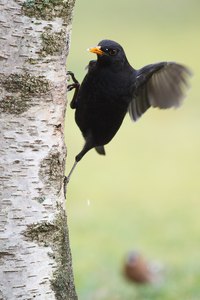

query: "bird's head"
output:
88 39 128 68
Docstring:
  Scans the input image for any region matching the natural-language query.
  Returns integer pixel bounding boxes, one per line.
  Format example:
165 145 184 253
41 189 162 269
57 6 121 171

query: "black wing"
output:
128 62 192 121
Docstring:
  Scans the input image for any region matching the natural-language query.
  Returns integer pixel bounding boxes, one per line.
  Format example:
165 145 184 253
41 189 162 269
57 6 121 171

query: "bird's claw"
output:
67 71 80 93
67 71 79 84
63 176 69 198
66 71 74 77
67 83 77 92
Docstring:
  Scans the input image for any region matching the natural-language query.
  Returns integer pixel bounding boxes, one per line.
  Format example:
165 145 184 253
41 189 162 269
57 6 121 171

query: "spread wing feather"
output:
129 62 191 121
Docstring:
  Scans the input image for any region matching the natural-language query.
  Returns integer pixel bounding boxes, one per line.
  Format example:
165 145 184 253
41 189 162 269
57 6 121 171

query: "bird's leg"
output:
67 71 80 109
63 160 78 198
63 141 93 197
63 71 82 197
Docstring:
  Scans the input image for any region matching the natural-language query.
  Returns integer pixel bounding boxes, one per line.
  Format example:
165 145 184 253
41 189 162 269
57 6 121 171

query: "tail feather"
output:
95 146 106 155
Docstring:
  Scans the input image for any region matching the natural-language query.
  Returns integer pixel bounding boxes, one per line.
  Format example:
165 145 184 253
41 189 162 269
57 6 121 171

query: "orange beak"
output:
88 46 104 56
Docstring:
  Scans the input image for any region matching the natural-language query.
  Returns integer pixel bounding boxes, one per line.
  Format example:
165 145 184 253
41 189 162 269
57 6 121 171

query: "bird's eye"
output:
108 49 118 56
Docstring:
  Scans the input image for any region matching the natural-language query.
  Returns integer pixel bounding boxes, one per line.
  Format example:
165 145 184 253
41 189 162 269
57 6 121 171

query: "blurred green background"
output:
65 0 200 299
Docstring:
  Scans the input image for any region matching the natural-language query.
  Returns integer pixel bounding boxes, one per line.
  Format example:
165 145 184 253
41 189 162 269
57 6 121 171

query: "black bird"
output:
65 39 191 188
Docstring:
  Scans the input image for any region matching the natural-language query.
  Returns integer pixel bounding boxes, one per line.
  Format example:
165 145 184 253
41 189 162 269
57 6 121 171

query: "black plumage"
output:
65 39 191 188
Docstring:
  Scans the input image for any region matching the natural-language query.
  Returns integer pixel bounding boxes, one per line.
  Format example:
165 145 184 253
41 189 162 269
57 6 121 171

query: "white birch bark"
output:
0 0 77 299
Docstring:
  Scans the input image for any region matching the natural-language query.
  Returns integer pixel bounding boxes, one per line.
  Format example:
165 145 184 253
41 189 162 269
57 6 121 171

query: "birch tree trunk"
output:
0 0 77 299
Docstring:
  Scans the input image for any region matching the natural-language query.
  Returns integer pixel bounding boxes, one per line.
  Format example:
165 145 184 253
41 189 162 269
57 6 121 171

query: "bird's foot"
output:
66 70 75 77
66 71 80 92
67 71 79 84
63 176 69 199
67 83 78 92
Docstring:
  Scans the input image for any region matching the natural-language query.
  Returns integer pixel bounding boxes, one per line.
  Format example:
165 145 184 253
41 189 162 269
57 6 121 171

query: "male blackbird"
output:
65 39 191 187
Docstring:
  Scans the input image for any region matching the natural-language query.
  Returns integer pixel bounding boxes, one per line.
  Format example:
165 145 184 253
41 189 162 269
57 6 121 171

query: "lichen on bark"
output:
0 73 50 114
2 73 50 94
23 206 77 300
22 0 76 24
39 149 65 192
51 210 77 300
0 95 31 115
40 28 66 56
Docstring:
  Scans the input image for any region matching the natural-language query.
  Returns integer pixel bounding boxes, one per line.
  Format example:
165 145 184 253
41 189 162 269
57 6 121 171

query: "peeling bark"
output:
0 0 77 299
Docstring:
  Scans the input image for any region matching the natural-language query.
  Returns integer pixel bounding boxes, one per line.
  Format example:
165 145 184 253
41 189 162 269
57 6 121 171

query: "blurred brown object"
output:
123 251 164 285
123 251 151 284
